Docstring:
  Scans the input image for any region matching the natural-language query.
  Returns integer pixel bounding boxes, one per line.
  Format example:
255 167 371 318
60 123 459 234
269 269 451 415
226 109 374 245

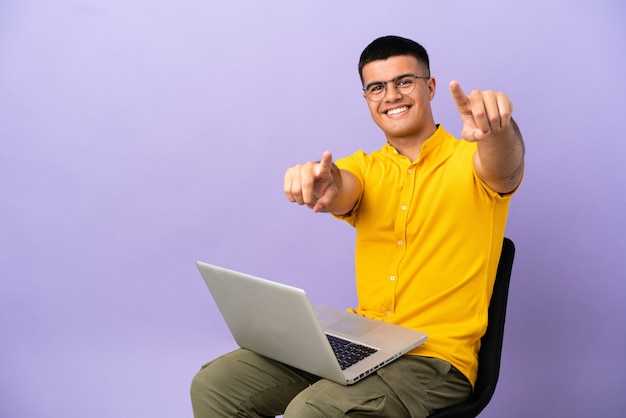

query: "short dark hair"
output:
358 36 430 84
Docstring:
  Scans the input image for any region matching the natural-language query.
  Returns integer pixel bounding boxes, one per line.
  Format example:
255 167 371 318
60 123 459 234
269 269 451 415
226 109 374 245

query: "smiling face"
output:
361 55 437 145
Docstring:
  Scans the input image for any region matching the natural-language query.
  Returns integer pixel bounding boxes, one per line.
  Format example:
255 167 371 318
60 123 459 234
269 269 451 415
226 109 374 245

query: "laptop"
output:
196 262 428 385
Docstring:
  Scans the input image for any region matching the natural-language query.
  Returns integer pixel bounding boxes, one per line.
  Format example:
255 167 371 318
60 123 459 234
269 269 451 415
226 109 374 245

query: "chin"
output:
382 124 419 138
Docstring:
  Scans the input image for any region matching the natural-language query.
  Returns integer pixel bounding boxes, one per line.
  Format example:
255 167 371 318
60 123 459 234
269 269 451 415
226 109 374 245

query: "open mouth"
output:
386 106 409 116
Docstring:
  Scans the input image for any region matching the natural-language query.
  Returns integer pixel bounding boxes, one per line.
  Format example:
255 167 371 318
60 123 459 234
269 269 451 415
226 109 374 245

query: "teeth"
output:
387 106 408 115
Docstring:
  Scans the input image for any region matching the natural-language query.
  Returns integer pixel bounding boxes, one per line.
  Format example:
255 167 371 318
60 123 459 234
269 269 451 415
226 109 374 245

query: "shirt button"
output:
401 205 407 211
407 169 413 174
386 311 392 317
390 276 395 281
397 240 403 246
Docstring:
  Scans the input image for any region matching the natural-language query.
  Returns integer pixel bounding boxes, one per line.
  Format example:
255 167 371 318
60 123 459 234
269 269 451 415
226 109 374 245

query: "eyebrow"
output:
364 73 417 90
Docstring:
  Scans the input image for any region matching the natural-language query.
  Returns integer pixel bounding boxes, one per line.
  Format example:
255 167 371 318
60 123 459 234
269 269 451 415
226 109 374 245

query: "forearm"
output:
327 168 362 216
474 118 525 194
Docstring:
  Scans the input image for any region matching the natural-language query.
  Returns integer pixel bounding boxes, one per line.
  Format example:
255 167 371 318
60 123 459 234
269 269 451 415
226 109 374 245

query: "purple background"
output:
1 1 625 417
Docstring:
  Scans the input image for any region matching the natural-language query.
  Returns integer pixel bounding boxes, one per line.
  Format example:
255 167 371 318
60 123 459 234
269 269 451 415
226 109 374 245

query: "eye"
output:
367 83 385 94
396 77 416 87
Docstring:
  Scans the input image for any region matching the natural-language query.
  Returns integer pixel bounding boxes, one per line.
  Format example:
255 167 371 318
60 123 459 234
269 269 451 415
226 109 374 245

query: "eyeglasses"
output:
363 73 430 102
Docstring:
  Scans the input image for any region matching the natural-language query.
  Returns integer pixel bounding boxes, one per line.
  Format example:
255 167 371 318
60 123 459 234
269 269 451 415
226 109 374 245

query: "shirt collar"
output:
383 124 447 159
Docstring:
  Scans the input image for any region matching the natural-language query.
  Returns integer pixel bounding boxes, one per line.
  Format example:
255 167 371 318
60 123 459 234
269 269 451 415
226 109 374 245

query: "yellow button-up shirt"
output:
334 125 513 386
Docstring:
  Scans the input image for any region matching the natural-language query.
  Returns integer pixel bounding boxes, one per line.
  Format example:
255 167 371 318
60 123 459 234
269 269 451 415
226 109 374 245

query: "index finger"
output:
449 80 469 111
316 151 333 177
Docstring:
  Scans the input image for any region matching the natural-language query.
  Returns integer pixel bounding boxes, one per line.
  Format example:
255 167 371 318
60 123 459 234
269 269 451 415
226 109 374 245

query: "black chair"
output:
429 237 515 418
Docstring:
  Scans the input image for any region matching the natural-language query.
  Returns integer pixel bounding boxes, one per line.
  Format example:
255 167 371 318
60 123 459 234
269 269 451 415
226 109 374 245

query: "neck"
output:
387 125 438 162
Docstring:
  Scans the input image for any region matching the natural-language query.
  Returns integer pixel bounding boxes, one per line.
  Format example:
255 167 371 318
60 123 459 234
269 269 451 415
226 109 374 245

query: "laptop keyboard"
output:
326 334 378 370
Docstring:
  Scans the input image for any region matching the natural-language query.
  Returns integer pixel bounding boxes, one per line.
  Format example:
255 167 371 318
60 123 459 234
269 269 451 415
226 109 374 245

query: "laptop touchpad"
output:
327 317 380 337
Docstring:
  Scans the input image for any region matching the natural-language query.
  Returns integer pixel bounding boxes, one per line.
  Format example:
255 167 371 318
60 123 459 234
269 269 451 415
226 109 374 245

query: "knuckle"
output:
301 176 314 188
473 106 487 119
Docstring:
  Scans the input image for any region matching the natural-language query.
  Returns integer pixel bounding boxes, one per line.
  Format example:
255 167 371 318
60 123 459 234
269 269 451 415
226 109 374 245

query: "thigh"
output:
190 349 319 418
283 356 471 418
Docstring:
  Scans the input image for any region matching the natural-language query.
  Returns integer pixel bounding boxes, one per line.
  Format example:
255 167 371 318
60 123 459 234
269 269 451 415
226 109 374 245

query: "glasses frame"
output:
363 73 430 102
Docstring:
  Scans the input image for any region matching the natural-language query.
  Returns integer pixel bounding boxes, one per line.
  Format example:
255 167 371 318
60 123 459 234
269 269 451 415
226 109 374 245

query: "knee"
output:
190 355 239 417
189 364 211 402
283 382 335 418
283 393 322 418
190 350 242 398
283 379 388 418
189 363 216 415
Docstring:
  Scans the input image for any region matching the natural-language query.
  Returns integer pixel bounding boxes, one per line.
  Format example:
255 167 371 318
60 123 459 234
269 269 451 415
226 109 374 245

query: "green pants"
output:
190 349 471 418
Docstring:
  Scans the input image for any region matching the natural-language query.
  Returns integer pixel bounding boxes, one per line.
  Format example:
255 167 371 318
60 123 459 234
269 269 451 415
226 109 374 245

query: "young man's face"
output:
361 55 436 141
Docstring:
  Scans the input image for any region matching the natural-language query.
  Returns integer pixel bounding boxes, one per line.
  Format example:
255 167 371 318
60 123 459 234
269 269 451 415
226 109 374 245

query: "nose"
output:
384 80 403 101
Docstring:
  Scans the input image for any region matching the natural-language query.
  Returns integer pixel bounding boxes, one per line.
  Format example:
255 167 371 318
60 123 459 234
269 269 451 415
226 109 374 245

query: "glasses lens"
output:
366 83 385 102
365 75 423 102
395 76 417 95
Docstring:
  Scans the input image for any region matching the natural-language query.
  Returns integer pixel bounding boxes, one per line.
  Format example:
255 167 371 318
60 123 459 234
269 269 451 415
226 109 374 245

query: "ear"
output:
428 77 437 101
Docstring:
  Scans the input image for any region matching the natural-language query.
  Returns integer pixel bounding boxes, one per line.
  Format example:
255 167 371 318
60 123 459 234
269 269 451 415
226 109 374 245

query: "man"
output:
191 35 524 417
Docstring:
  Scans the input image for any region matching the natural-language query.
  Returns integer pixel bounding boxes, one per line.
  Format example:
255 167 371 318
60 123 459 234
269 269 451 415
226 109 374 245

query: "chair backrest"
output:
428 237 515 418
